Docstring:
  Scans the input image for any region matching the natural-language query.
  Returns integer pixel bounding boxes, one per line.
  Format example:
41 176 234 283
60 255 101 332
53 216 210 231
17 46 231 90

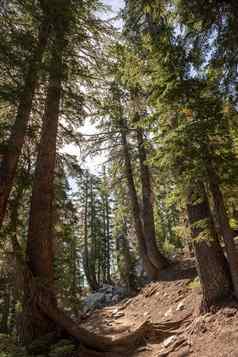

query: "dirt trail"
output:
79 259 238 357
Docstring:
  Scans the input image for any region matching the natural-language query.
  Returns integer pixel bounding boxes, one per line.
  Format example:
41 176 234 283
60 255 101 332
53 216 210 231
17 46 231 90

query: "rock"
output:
176 301 185 311
113 311 125 319
223 307 237 318
83 292 106 312
105 293 113 303
163 335 176 348
82 285 128 313
99 284 113 293
164 308 173 317
137 345 153 352
112 295 120 303
113 286 127 297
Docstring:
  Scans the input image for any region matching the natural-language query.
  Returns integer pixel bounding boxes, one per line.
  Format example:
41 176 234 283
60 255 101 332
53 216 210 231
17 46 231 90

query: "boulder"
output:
105 292 113 303
83 292 106 313
82 285 128 313
113 286 127 297
99 284 113 293
112 295 120 304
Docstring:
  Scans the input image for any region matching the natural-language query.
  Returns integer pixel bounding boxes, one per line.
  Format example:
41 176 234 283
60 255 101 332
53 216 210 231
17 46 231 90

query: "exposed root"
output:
37 296 192 353
158 337 189 356
143 283 159 298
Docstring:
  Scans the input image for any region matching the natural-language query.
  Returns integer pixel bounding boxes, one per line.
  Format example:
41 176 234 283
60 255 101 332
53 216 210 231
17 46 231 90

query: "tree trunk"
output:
0 284 10 333
137 126 169 270
205 151 238 299
117 232 137 292
105 192 111 283
24 16 66 341
0 15 50 228
89 177 99 290
119 118 160 280
83 175 94 289
186 183 231 312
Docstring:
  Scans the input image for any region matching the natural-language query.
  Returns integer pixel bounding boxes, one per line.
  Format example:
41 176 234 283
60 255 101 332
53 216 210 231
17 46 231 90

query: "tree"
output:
118 114 161 280
186 182 231 311
123 0 237 308
132 91 169 270
24 0 70 340
0 2 50 228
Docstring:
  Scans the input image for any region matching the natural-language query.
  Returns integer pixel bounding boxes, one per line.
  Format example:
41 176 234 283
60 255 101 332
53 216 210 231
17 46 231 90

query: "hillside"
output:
77 259 238 357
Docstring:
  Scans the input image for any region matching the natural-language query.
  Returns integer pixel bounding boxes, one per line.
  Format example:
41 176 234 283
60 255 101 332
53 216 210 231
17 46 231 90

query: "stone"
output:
82 285 128 313
99 284 113 293
83 292 106 312
176 301 185 311
105 293 113 303
223 307 237 318
163 335 176 348
164 308 173 317
112 295 120 303
113 311 125 319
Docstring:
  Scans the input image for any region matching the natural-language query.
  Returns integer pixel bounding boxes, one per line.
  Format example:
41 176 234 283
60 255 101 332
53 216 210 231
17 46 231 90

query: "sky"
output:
63 0 124 175
104 0 124 12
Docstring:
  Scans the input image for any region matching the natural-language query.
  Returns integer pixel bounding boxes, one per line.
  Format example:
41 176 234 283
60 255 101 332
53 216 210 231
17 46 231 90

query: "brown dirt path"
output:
78 259 238 357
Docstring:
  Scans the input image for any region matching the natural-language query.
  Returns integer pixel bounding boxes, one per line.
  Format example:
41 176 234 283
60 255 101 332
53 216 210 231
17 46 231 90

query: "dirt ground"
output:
78 259 238 357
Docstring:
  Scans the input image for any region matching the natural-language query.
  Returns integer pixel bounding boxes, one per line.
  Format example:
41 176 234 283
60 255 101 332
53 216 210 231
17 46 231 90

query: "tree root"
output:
158 337 189 357
38 296 192 353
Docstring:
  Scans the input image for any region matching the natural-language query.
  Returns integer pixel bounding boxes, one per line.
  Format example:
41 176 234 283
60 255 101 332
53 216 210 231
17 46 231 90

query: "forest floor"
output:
78 258 238 357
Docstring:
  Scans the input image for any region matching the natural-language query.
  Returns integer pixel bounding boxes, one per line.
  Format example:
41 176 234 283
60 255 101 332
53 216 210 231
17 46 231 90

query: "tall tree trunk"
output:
24 16 66 341
119 118 160 280
105 192 111 283
0 16 50 228
0 284 10 333
83 175 93 289
204 148 238 299
186 182 231 312
136 126 169 270
117 230 137 292
102 196 107 283
89 177 99 290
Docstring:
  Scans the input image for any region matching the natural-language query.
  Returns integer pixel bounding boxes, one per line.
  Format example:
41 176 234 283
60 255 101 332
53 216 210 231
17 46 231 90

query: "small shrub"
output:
188 277 201 289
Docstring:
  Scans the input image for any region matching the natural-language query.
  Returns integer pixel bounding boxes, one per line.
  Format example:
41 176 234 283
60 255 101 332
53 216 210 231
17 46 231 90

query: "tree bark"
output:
204 150 238 299
117 232 137 292
186 182 231 312
83 175 93 289
24 13 66 340
137 126 169 270
105 190 112 283
119 118 160 280
0 15 50 228
0 284 10 333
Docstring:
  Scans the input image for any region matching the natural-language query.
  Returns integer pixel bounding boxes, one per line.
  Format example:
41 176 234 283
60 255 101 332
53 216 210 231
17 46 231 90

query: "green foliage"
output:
49 339 76 357
0 334 26 357
187 277 201 290
162 240 176 257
